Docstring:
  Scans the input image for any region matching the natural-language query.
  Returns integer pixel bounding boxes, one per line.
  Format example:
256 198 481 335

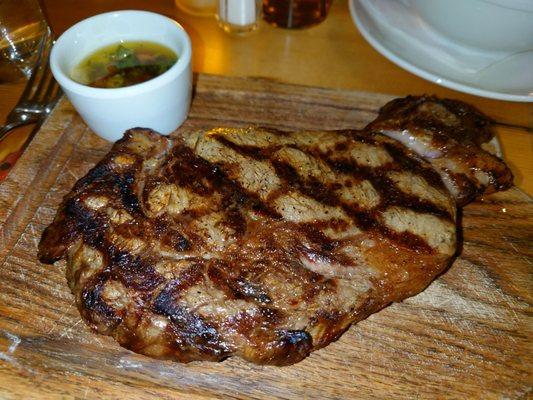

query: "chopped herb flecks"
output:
71 41 178 88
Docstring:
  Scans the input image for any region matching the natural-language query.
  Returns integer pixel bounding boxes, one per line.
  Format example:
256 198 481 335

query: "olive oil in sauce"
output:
71 41 178 88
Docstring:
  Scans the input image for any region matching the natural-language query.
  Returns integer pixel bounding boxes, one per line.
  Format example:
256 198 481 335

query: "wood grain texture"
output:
0 74 531 399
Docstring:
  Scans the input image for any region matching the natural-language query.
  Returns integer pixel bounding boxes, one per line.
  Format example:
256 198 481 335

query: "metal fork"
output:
0 29 62 142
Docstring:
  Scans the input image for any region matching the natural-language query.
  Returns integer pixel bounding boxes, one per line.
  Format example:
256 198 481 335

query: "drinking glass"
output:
0 0 51 83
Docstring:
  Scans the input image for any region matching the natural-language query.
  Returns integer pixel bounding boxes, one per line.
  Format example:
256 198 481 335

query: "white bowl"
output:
50 10 192 142
410 0 533 52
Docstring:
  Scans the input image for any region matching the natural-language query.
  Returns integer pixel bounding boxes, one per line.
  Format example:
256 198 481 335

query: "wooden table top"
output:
0 0 531 193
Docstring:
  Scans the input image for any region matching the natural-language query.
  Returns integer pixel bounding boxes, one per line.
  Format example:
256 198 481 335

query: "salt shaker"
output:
217 0 261 35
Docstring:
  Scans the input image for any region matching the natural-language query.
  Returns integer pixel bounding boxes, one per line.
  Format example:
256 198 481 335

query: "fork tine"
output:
42 77 62 114
48 89 62 114
33 61 54 103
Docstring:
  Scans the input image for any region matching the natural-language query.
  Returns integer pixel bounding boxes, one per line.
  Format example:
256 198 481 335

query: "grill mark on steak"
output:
72 162 114 192
222 209 247 238
152 266 231 359
376 225 435 254
207 264 259 302
370 174 452 220
381 142 446 192
73 158 143 216
152 216 191 252
214 135 445 253
215 135 272 160
113 172 143 216
215 127 449 256
317 153 447 253
64 199 108 249
81 273 121 330
294 224 367 271
169 145 219 197
107 248 164 293
169 144 280 220
276 157 438 253
298 223 339 253
151 263 204 303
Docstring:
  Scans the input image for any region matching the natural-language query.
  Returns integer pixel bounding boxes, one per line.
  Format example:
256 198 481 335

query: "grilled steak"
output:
38 96 512 365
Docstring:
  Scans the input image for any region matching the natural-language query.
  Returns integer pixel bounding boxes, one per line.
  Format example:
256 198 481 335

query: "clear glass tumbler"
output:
0 0 51 82
263 0 332 29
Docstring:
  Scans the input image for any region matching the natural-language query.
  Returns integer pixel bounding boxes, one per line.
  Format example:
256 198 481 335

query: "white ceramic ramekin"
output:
410 0 533 52
50 10 192 142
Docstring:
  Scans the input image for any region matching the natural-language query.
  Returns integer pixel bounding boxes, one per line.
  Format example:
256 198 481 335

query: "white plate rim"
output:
348 0 533 103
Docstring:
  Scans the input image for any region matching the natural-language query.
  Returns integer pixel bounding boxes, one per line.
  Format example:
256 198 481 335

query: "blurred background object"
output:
175 0 217 16
0 0 51 83
410 0 533 52
217 0 261 35
263 0 332 28
349 0 533 102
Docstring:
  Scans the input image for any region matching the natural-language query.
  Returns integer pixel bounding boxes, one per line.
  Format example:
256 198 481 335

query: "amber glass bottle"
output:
262 0 332 29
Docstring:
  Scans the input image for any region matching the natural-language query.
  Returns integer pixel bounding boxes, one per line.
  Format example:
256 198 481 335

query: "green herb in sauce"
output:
71 41 178 88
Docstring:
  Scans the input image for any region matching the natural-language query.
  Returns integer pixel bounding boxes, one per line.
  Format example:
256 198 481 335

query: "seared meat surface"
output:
367 95 513 205
38 96 512 365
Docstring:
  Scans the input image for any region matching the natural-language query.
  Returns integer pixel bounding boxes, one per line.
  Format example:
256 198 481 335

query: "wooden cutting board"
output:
0 74 531 399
